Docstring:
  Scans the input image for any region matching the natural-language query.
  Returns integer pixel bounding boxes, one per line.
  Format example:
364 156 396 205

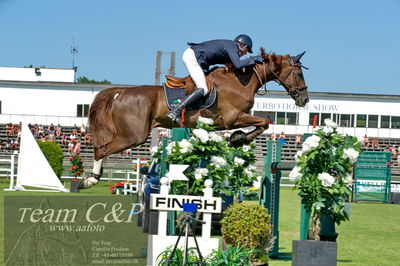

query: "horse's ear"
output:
292 51 306 63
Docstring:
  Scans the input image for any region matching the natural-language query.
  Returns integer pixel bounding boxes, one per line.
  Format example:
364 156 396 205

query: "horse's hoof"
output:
77 176 99 189
229 130 247 147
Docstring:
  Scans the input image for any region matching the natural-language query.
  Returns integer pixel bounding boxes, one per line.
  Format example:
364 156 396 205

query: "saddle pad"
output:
163 83 217 110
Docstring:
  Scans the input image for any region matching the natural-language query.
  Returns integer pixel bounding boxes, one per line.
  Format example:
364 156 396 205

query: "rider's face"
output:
238 44 248 57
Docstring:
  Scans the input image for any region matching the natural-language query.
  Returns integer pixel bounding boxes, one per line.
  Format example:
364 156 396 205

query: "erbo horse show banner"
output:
4 196 147 265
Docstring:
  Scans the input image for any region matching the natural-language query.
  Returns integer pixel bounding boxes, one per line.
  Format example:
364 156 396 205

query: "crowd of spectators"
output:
1 123 91 156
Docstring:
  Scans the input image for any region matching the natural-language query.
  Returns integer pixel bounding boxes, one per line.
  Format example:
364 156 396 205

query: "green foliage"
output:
151 117 260 197
205 245 256 265
37 141 64 178
77 76 111 84
221 202 272 260
291 119 363 239
156 246 202 265
69 155 85 177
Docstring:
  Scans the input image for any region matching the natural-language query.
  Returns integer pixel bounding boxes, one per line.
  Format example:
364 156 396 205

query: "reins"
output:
253 57 306 98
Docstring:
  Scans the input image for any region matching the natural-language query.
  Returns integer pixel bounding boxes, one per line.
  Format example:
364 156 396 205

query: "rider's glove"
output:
252 55 264 63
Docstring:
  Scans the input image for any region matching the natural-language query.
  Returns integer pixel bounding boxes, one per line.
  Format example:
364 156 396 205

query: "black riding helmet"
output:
234 34 253 53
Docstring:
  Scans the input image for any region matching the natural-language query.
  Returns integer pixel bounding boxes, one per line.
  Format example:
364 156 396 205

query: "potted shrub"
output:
221 202 273 265
289 119 362 265
69 155 85 192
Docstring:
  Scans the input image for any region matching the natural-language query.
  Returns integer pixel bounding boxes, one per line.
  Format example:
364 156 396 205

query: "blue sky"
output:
1 0 399 95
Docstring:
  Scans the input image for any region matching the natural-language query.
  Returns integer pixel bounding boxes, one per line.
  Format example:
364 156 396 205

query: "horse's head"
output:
260 50 309 107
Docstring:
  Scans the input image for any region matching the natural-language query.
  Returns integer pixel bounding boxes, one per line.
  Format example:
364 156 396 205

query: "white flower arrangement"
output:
178 139 193 154
192 128 209 143
152 116 259 197
342 148 360 163
317 172 335 187
197 116 214 125
292 121 362 240
210 156 227 168
234 157 245 166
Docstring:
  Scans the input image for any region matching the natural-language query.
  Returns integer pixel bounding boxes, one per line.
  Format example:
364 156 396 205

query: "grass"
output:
270 187 400 266
0 179 399 266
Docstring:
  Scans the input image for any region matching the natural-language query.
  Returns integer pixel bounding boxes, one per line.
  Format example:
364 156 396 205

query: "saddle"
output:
163 75 217 110
165 75 214 95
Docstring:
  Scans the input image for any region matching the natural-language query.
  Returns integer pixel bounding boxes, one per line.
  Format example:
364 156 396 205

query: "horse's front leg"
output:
228 113 270 146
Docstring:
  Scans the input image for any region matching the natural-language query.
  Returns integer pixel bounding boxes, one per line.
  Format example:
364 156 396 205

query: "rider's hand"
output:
252 55 264 63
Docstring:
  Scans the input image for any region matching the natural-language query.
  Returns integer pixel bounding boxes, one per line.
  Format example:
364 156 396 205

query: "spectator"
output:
16 128 21 141
80 124 86 137
70 131 78 144
397 153 400 166
5 123 14 136
73 140 81 154
40 133 47 142
73 124 79 133
28 123 34 135
56 124 62 137
295 134 302 147
278 132 286 145
10 138 18 150
124 148 132 156
68 140 74 154
38 124 44 136
61 134 67 145
363 135 370 148
270 133 276 141
48 131 56 142
372 137 380 149
33 124 39 136
390 145 397 158
84 133 91 146
47 123 55 135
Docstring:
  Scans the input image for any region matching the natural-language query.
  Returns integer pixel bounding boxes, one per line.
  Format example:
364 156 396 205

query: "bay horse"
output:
79 48 309 189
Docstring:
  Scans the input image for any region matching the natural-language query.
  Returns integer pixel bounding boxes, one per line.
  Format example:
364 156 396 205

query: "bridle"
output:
253 57 308 97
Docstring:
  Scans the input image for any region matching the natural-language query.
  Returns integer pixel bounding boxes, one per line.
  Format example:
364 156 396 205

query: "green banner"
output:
4 196 147 266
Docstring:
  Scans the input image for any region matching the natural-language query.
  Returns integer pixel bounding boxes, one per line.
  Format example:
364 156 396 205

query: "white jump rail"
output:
2 152 17 191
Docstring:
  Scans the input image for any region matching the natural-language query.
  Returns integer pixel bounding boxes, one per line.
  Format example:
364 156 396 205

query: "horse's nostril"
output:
304 98 309 104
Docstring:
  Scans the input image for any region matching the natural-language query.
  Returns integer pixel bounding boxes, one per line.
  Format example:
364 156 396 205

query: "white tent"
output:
6 124 69 192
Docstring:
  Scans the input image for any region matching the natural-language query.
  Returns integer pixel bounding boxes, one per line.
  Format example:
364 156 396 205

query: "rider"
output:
167 34 264 125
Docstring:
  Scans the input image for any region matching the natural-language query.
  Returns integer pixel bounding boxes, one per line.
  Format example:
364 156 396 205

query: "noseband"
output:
253 58 307 97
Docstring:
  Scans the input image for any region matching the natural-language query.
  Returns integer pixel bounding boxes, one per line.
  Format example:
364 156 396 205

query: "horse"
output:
78 48 309 189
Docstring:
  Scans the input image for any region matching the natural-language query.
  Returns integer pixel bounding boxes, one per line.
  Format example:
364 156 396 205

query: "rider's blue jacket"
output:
188 39 257 71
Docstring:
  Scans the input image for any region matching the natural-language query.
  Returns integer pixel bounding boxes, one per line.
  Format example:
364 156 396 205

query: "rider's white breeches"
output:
182 48 208 96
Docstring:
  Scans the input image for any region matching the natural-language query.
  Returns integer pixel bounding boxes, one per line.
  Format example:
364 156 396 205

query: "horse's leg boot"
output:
167 88 204 125
78 173 101 189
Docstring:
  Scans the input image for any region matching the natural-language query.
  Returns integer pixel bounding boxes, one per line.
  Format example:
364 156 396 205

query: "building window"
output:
276 112 286 124
287 112 298 125
381 116 390 128
309 112 319 126
356 114 367 127
77 104 90 117
253 111 276 123
391 116 400 129
321 113 332 123
368 115 378 128
339 114 354 127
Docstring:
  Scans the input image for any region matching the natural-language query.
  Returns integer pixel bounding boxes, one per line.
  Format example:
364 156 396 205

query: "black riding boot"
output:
167 88 204 125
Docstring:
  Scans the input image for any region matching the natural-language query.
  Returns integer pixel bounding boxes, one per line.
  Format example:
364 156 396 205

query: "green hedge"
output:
37 141 64 178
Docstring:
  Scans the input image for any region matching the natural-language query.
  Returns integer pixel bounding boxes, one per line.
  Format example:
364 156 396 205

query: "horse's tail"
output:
89 87 123 151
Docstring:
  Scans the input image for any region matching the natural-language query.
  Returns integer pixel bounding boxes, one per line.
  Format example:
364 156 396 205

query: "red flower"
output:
69 157 73 161
82 168 85 172
116 182 124 188
109 186 115 189
111 190 116 194
77 172 81 175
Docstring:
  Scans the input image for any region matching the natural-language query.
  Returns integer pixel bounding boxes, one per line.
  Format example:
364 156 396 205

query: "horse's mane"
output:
216 47 285 76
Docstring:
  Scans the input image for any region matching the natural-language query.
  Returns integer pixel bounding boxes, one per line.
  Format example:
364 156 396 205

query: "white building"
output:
1 66 400 138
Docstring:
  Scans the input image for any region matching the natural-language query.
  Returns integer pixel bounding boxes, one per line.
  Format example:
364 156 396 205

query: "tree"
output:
76 76 111 84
